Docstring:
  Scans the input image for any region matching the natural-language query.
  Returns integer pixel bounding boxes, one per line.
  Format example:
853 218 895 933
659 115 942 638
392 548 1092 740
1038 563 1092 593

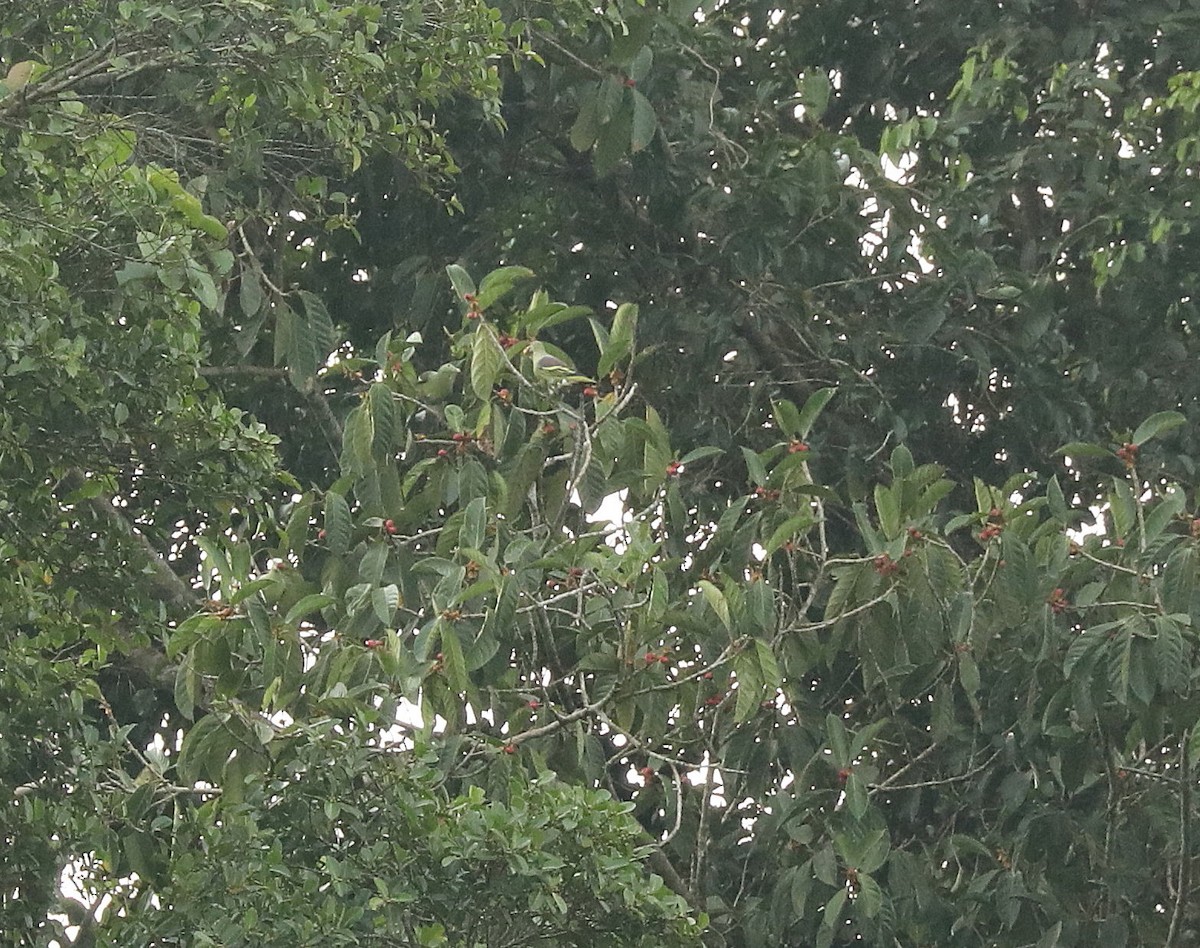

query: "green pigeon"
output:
529 342 592 386
414 364 460 401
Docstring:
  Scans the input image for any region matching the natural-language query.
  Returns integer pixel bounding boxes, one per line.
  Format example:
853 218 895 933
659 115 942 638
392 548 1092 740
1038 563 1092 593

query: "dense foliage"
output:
7 1 1200 946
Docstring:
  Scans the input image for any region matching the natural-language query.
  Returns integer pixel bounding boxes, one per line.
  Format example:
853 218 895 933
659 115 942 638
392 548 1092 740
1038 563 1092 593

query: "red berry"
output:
703 671 714 680
788 440 809 454
528 699 540 710
837 768 852 782
384 519 397 534
497 387 511 401
437 448 449 458
659 654 671 664
645 652 657 663
582 385 598 398
503 743 516 755
318 529 327 539
364 639 383 649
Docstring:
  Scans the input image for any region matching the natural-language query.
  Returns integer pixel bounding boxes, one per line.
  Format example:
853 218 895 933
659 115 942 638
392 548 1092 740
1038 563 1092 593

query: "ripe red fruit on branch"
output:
872 553 900 576
837 767 853 783
582 385 598 398
384 519 397 534
665 460 682 477
788 439 809 453
502 743 516 755
364 639 384 649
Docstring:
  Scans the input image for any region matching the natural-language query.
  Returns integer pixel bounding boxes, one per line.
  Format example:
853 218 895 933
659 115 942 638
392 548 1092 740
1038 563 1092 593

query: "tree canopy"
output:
6 0 1200 945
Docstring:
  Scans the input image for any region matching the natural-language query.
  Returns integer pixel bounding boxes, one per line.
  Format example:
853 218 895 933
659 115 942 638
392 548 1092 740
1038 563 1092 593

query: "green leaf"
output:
239 270 265 317
167 614 220 660
570 94 601 153
733 649 763 723
1054 441 1114 460
874 483 900 539
445 264 476 303
796 387 836 438
284 593 336 626
819 888 848 932
697 579 731 630
630 89 656 153
627 46 654 83
826 712 850 765
1133 410 1186 446
471 323 504 402
741 446 768 487
844 771 869 819
341 405 375 478
679 445 723 465
372 585 400 625
324 491 353 554
764 514 814 556
771 400 801 437
475 265 535 310
594 96 634 176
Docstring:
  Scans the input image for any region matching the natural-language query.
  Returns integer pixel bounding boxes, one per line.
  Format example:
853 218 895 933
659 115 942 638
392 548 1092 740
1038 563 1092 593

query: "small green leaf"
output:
796 387 836 438
570 95 601 152
446 264 476 304
284 593 336 626
698 579 731 630
826 712 850 765
1133 410 1186 446
324 491 352 554
630 89 656 152
471 323 504 402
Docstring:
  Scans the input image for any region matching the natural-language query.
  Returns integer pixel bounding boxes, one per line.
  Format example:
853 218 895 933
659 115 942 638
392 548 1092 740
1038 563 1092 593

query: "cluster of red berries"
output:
364 638 384 649
1116 442 1138 467
383 519 397 535
638 765 656 782
645 650 672 665
703 694 724 706
788 439 809 454
463 293 482 320
753 486 781 502
498 332 519 349
665 460 683 477
979 507 1005 542
872 553 900 577
1048 587 1069 615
